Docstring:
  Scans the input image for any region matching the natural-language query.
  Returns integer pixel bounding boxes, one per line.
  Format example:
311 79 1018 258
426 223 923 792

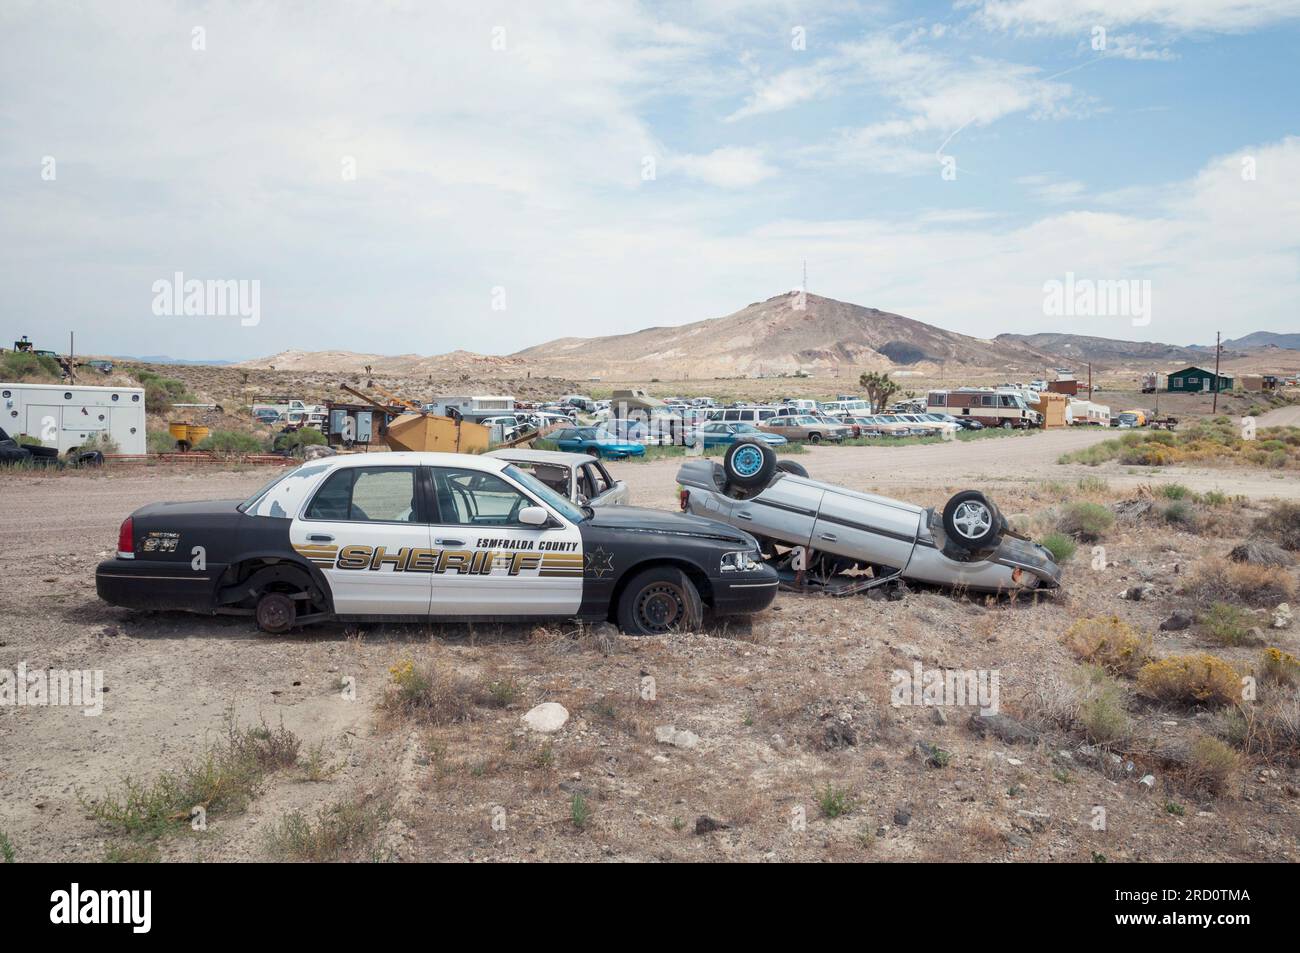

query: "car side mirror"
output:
519 505 549 526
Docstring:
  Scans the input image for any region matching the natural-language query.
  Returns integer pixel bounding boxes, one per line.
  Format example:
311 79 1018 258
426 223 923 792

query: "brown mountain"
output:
995 332 1232 367
510 293 1056 378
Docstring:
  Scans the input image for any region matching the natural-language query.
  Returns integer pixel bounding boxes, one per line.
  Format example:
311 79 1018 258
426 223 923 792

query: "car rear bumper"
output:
96 559 219 611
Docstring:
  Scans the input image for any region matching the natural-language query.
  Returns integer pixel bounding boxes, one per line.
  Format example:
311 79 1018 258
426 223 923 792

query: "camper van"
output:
925 389 1042 429
423 395 516 422
1 382 147 454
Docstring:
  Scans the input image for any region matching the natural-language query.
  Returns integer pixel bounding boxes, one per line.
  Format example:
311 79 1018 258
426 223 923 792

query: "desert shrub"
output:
146 430 176 454
1261 647 1300 685
1038 532 1077 563
197 430 267 454
1076 476 1110 494
1181 558 1295 608
1136 654 1242 707
381 657 474 725
1 350 61 381
86 714 299 837
1073 665 1132 744
1157 483 1193 500
1257 501 1300 550
79 431 120 455
1062 616 1152 676
1184 735 1240 795
1200 490 1230 507
1057 502 1115 542
1159 499 1199 530
273 428 327 453
816 782 856 818
134 370 194 415
1119 444 1180 466
1199 602 1258 646
267 791 391 861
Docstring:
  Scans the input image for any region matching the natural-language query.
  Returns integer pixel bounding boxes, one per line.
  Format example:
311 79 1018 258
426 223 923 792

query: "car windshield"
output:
502 464 586 523
238 465 303 512
732 423 758 432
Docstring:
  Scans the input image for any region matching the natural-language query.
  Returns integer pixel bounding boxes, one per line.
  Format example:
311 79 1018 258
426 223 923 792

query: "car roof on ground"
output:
485 448 597 466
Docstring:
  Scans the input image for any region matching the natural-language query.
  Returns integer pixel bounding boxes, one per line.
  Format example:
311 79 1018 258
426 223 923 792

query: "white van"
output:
705 406 781 425
1 382 147 454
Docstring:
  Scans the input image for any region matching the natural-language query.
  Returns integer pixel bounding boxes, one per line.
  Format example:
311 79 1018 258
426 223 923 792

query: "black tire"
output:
255 592 296 634
1001 420 1012 430
942 490 1002 551
808 432 822 444
775 459 809 478
722 439 776 489
617 566 703 636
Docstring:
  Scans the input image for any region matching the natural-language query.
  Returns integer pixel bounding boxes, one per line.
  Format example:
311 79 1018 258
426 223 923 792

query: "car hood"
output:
585 505 753 544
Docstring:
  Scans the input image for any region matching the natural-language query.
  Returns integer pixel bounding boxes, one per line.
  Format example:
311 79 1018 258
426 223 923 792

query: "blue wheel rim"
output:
733 445 763 476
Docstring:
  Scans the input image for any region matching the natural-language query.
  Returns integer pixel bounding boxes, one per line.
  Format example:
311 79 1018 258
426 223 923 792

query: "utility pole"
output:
1212 331 1221 413
1087 362 1093 400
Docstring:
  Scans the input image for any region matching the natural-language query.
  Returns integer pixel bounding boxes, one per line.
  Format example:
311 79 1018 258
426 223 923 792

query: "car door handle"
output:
308 534 334 542
820 532 838 542
435 538 466 546
736 511 753 520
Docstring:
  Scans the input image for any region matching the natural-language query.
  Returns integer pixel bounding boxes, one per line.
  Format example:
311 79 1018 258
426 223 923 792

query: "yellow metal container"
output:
385 413 489 453
167 422 210 449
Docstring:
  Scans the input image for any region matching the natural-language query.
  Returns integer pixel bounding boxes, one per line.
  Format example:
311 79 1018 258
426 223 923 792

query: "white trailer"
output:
0 382 147 454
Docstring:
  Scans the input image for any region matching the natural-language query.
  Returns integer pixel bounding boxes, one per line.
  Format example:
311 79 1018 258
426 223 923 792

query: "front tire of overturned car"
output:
617 566 703 636
722 438 776 489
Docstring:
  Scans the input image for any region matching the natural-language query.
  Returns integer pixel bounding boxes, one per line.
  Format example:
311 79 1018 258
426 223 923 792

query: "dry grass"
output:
1180 557 1295 609
1183 735 1240 795
1062 616 1152 676
1261 647 1300 686
1136 654 1243 708
380 656 477 726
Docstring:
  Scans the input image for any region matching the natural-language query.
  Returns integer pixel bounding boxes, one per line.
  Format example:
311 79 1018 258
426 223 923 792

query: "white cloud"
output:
671 147 777 188
969 0 1300 33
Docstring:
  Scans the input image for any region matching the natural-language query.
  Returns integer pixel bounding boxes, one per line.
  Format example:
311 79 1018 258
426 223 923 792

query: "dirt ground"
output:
2 435 1298 863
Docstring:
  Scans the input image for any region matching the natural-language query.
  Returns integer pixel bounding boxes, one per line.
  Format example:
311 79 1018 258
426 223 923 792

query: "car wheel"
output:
942 490 1002 551
1001 421 1012 430
255 592 296 634
775 459 809 478
808 432 821 444
723 439 776 489
617 566 703 635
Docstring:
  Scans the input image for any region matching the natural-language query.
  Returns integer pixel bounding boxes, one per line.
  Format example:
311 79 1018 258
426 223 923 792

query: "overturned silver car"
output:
675 441 1061 595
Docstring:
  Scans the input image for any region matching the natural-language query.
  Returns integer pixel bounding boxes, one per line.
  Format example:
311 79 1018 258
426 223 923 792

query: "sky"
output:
1 0 1297 362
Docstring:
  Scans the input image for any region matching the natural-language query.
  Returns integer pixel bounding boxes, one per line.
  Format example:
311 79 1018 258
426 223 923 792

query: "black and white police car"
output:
96 452 778 635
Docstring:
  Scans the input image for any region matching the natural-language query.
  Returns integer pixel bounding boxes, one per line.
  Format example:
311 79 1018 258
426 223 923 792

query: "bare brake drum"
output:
771 545 903 597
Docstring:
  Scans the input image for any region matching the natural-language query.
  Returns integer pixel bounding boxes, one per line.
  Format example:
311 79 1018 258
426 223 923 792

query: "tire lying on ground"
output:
941 490 1004 553
617 565 704 635
723 439 777 490
775 459 809 478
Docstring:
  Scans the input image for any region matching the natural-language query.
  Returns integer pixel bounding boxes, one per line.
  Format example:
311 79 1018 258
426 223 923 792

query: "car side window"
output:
584 463 608 495
305 467 417 522
432 467 532 526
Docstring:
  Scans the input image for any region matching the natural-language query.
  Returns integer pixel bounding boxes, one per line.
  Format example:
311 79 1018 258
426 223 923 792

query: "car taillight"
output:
117 516 134 559
679 487 689 511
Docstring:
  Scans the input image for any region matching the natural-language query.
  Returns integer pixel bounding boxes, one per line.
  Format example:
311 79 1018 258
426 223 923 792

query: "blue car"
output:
686 422 788 449
550 427 647 459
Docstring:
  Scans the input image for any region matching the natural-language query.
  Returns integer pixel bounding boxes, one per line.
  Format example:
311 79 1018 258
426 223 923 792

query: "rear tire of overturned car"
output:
942 490 1002 552
775 459 809 478
617 566 704 636
723 439 776 489
255 591 296 634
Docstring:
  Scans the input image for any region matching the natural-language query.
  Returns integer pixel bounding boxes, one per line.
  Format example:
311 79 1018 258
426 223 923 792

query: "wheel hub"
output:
952 501 992 539
638 584 684 632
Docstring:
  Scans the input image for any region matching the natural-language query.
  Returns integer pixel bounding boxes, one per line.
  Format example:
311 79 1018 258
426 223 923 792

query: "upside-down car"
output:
675 441 1061 594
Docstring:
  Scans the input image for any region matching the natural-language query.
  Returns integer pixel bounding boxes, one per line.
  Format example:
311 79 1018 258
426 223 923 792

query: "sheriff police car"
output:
95 452 778 635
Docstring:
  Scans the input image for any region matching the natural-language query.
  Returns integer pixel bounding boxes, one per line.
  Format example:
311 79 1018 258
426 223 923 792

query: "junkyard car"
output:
486 448 629 506
96 452 775 635
686 421 788 449
675 441 1061 594
759 415 851 444
550 427 646 459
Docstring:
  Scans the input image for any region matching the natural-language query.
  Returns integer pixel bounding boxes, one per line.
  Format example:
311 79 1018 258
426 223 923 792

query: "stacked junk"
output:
334 384 492 453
